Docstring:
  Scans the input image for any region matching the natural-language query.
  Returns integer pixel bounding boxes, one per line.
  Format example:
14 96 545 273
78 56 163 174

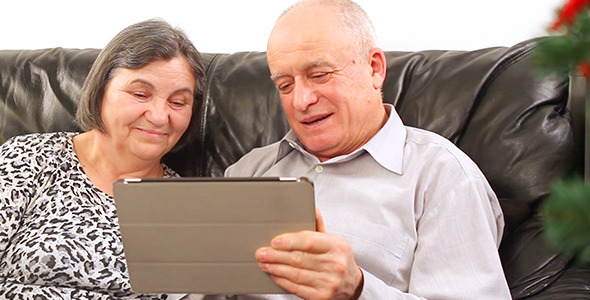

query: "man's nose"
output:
292 81 319 111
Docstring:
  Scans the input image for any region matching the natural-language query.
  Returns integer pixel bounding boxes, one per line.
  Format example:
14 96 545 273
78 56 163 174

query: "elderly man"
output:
225 0 512 299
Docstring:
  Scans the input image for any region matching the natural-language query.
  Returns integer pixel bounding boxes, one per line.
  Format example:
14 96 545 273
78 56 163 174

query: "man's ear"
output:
368 48 387 89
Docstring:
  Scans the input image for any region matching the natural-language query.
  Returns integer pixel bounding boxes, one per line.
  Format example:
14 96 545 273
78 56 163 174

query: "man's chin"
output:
301 139 337 158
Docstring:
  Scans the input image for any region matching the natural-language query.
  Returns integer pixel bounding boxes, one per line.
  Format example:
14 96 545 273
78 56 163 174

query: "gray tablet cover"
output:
113 177 316 295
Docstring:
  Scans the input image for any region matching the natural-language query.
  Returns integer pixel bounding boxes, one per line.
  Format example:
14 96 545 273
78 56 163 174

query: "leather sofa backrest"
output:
1 39 588 298
0 40 581 235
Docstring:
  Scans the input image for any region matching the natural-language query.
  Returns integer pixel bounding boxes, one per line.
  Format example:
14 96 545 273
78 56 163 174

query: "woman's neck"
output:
72 130 164 196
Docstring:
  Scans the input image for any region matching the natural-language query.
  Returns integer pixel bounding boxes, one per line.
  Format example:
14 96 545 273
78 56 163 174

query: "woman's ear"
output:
368 48 387 89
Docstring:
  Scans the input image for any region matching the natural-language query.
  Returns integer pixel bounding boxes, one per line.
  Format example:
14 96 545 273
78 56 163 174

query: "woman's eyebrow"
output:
128 79 194 95
127 79 155 88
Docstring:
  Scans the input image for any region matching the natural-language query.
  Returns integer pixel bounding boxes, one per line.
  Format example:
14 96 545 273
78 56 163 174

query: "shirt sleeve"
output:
359 270 425 299
407 176 510 299
0 282 112 299
356 176 510 299
0 137 39 256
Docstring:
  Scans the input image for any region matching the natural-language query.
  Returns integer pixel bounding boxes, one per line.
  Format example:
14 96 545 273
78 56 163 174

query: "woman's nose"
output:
145 99 169 126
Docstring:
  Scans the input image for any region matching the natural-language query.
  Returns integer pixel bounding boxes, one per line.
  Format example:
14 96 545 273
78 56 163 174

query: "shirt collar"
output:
363 104 405 174
276 130 303 162
274 104 406 174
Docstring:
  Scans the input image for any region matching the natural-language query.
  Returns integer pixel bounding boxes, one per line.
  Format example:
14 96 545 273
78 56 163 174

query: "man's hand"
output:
255 209 364 300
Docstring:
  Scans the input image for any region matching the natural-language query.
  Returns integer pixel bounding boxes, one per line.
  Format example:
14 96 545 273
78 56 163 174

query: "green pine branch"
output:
543 177 590 263
534 9 590 77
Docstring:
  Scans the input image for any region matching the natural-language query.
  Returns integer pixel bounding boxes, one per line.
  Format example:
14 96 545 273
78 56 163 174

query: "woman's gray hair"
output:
279 0 377 58
75 18 205 133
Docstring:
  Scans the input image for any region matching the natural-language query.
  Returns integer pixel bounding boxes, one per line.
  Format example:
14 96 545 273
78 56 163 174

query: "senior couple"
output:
0 0 511 299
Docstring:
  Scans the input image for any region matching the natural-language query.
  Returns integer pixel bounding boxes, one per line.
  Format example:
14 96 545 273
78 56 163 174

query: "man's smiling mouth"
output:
303 113 333 125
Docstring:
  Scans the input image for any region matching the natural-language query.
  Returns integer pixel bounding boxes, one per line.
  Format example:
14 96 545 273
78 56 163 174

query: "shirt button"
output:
315 165 324 173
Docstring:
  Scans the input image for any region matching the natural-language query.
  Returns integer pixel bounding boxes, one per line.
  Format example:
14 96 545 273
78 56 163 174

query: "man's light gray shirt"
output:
220 104 511 299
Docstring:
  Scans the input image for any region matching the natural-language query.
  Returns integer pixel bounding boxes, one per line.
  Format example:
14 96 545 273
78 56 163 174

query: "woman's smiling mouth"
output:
136 127 167 138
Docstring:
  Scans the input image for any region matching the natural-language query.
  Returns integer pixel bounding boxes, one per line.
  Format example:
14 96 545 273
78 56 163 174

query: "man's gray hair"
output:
279 0 377 58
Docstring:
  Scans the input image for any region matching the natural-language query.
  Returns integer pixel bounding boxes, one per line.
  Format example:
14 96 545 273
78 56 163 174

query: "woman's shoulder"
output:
1 132 78 163
163 164 181 178
3 132 76 149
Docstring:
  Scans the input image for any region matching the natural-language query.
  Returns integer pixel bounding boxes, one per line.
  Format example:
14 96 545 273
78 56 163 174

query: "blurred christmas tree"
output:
543 179 590 262
534 0 590 264
535 0 590 78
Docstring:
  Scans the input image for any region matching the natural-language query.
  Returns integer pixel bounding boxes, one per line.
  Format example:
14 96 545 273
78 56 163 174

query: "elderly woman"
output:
0 19 204 298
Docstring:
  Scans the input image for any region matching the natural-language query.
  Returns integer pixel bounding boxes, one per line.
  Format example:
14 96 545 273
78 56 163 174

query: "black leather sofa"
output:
0 38 588 298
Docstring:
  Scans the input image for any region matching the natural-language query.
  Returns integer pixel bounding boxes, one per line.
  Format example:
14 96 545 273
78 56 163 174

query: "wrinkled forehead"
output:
268 4 351 55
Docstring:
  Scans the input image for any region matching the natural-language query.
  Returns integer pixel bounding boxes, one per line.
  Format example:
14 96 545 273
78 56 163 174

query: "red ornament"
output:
551 0 590 30
577 61 590 78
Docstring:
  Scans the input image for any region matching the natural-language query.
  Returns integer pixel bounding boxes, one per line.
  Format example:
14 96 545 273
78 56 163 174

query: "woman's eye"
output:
169 99 187 108
132 92 148 99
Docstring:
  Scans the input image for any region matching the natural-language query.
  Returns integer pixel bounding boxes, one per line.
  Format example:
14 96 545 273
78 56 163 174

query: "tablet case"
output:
113 177 315 295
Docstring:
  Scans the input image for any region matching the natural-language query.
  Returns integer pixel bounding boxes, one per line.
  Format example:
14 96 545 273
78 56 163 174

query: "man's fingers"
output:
256 247 317 269
258 261 347 300
270 275 319 300
259 261 332 289
256 245 350 275
268 230 335 253
315 207 326 233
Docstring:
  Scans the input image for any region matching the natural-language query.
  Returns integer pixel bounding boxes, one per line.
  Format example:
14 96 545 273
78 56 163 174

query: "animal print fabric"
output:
0 132 176 299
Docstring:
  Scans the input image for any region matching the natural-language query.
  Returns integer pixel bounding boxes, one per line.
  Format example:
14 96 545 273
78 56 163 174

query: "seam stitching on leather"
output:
456 41 537 146
199 54 222 176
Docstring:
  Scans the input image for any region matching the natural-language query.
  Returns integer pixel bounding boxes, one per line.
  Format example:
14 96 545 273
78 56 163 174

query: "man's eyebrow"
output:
270 73 284 82
269 60 333 82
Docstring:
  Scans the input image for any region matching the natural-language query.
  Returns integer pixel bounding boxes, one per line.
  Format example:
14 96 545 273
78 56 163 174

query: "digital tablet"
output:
113 177 316 295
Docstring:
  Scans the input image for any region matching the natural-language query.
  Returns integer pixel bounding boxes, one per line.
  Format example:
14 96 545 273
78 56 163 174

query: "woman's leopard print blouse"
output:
0 132 177 299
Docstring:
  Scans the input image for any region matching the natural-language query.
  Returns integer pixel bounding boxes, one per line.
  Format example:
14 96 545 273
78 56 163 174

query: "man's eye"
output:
311 72 331 82
277 82 294 93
